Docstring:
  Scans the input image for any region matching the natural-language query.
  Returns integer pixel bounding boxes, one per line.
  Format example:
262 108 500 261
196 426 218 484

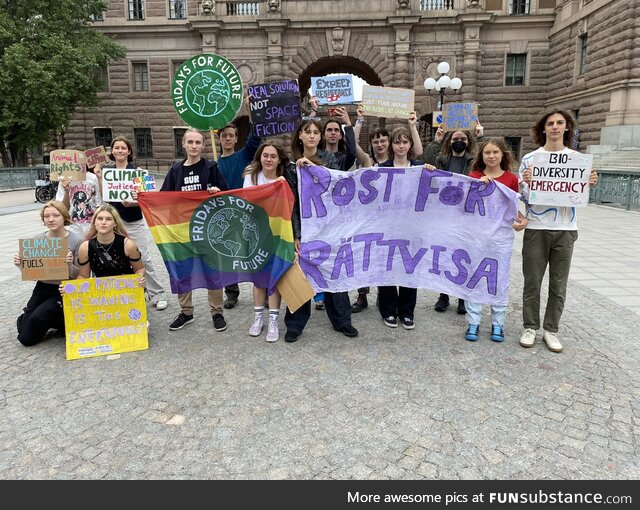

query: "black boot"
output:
434 293 450 312
351 293 368 313
457 298 466 315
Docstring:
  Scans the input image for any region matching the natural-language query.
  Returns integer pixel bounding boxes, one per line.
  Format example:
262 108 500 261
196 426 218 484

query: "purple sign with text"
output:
298 166 520 305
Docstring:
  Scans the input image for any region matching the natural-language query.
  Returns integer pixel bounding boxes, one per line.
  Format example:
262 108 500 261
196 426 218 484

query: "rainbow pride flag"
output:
138 180 295 294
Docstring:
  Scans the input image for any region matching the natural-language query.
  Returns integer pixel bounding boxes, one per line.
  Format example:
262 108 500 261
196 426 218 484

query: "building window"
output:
134 128 153 158
128 0 145 20
94 128 113 148
94 66 109 92
505 137 522 162
509 0 530 15
89 11 104 21
169 0 186 19
132 62 149 91
174 128 187 158
505 53 527 86
578 34 588 76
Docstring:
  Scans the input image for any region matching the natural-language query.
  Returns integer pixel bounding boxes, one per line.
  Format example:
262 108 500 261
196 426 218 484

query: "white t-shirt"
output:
55 171 102 225
519 147 578 231
242 171 277 188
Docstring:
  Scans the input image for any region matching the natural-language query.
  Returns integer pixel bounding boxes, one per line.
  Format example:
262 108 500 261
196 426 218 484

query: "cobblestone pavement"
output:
0 204 638 480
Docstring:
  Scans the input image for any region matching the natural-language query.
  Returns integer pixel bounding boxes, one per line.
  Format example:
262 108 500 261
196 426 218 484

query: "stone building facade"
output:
65 0 639 165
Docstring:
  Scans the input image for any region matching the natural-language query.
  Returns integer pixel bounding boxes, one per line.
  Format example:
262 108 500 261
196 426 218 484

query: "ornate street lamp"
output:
424 61 462 110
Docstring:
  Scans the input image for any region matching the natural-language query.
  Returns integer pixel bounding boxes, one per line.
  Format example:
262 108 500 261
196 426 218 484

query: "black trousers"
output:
378 286 417 320
284 291 352 334
224 283 240 299
17 282 65 347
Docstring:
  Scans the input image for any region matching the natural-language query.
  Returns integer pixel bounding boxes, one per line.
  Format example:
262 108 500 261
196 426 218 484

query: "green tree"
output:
0 0 125 166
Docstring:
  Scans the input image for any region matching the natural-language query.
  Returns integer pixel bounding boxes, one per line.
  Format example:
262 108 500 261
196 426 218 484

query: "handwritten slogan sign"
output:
84 146 109 168
102 168 149 202
441 103 478 131
248 80 301 137
19 237 69 281
62 275 148 360
49 150 87 182
132 175 156 193
529 151 593 207
298 166 519 305
361 85 415 119
311 75 354 105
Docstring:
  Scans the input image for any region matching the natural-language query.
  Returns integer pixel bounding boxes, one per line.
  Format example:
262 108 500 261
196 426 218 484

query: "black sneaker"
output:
223 297 237 309
351 294 368 313
284 330 300 343
434 294 450 312
383 316 398 328
212 313 227 332
169 313 194 331
401 317 415 330
457 299 466 315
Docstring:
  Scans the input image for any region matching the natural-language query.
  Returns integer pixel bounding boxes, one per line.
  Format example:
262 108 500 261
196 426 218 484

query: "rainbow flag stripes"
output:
138 180 295 294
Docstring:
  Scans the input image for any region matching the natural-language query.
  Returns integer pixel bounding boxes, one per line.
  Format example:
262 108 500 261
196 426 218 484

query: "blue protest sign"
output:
311 75 354 105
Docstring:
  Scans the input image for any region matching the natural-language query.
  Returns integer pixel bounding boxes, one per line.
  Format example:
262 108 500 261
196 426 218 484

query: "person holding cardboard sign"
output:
96 136 169 312
56 159 103 238
518 111 598 353
423 123 483 315
15 201 82 347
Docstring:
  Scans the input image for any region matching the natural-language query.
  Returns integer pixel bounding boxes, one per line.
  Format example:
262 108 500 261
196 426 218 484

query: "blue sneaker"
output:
465 324 479 341
490 324 505 342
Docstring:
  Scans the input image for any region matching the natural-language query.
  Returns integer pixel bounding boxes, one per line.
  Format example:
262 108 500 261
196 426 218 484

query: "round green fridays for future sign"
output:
171 53 243 130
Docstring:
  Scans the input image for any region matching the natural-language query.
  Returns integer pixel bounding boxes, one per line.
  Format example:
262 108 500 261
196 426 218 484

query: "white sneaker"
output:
249 314 264 336
266 315 279 343
155 299 168 311
543 330 563 353
519 328 537 348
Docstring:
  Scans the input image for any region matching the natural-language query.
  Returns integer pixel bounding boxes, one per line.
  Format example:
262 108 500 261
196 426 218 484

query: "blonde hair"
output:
84 204 129 240
40 200 71 226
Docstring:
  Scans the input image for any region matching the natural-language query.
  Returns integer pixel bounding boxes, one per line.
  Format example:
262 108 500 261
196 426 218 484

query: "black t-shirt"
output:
160 159 228 192
87 235 135 277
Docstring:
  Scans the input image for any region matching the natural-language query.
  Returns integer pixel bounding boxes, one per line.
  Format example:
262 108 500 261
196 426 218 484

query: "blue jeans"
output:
465 301 506 327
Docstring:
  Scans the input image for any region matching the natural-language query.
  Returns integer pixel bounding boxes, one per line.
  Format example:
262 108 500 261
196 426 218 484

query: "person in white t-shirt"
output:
56 168 103 238
518 110 598 353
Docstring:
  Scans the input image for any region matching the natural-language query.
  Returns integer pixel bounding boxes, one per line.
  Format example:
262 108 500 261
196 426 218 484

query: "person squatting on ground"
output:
285 116 358 342
242 141 295 343
464 138 528 343
95 136 169 311
377 127 436 331
160 129 230 333
15 201 82 346
518 110 598 353
423 123 483 315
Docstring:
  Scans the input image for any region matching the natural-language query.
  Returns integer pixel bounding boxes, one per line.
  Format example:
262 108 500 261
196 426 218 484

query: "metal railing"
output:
590 170 640 211
0 167 42 190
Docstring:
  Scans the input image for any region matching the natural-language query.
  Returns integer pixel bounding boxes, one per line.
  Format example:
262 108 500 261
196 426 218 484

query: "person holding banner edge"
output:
287 117 358 341
217 94 263 310
160 129 230 333
95 136 169 311
518 110 598 353
14 201 82 347
464 138 528 343
377 127 437 330
423 123 483 315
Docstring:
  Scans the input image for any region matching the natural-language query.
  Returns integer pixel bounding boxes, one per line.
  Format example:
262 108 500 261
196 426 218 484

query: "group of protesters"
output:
14 97 597 354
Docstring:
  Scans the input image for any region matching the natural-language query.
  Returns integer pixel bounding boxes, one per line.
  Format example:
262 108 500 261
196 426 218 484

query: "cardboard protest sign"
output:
298 165 520 305
311 75 354 105
84 146 109 168
171 53 243 130
49 150 87 182
62 275 148 360
361 85 415 119
529 151 593 207
276 262 315 313
248 80 301 137
441 103 478 131
102 167 149 202
19 237 69 281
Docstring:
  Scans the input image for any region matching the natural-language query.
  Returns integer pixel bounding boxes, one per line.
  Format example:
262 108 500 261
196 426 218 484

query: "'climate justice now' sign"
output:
298 166 519 305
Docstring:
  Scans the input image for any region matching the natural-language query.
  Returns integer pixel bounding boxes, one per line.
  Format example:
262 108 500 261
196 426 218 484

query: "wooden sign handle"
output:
210 130 218 161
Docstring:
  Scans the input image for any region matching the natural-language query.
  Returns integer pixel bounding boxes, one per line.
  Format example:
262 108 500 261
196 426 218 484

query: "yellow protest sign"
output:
61 275 148 360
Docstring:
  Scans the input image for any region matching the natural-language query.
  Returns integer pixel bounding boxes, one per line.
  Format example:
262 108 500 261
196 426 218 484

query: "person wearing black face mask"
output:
423 124 483 314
